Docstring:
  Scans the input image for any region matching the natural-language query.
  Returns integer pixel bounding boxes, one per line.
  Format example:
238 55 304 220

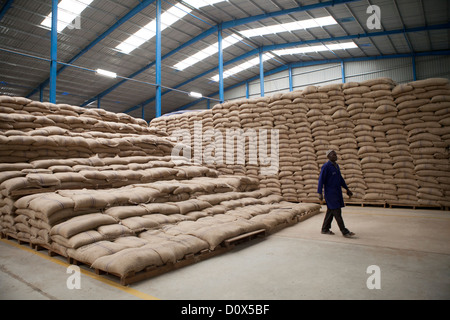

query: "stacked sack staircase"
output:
0 96 321 284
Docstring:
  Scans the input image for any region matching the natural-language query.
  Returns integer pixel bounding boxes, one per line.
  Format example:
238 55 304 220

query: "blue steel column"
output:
259 49 264 97
288 66 293 92
155 0 162 117
218 24 224 103
341 60 346 83
412 56 417 81
49 0 58 103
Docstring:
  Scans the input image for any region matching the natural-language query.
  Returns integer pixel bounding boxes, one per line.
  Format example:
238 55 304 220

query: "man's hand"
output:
318 193 323 201
346 189 353 198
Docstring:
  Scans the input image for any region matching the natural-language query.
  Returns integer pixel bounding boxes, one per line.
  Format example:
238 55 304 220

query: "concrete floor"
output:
1 205 449 300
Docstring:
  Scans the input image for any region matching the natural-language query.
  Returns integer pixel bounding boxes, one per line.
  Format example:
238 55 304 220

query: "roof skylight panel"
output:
116 4 192 54
239 16 338 38
183 0 228 9
40 0 94 32
211 53 274 82
174 35 243 71
271 42 358 56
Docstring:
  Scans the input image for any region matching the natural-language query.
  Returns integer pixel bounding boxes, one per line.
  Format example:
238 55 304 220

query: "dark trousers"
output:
321 208 350 235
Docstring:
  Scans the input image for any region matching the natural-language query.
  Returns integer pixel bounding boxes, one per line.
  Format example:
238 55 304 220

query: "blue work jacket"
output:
317 160 349 209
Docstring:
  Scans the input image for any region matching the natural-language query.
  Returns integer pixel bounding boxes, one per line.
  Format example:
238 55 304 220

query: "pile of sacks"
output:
0 96 156 134
393 78 450 207
0 155 218 199
0 96 171 163
343 78 399 203
12 177 318 278
150 77 450 208
0 95 321 280
298 84 351 202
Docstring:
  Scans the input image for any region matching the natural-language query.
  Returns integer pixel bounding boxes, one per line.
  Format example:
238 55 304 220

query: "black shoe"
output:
343 231 355 238
321 230 335 235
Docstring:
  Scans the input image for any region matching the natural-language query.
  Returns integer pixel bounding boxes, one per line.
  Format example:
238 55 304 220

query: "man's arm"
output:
341 177 353 197
339 167 353 197
317 165 325 200
340 175 349 190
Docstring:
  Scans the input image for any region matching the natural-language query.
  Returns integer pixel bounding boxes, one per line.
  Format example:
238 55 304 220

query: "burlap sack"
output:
67 240 130 265
50 213 117 238
91 245 164 276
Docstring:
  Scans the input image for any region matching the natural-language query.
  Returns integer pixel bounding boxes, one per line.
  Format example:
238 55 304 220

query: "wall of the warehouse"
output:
182 55 450 112
416 55 450 79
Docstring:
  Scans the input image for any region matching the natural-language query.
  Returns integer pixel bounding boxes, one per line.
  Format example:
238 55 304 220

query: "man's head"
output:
326 149 337 162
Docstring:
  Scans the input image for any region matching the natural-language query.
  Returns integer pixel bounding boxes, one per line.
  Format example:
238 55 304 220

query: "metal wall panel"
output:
211 55 450 103
345 57 414 83
263 70 290 95
416 55 450 80
292 63 342 89
183 100 209 111
225 85 248 101
248 79 261 99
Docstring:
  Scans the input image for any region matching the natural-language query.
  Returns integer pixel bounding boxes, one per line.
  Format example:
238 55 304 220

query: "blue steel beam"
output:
39 86 43 102
218 24 224 103
49 0 58 103
122 48 260 112
288 66 293 92
122 49 256 113
81 0 361 107
259 49 264 97
263 23 450 53
170 50 450 113
26 0 156 99
155 0 161 118
81 26 219 107
127 22 450 113
221 0 360 29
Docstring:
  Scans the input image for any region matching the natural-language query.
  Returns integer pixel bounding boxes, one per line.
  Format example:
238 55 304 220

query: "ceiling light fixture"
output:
96 69 117 78
189 91 203 98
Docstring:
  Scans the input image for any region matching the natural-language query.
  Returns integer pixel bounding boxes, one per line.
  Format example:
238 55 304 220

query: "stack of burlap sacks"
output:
150 77 450 208
0 96 172 163
392 78 450 207
343 78 399 203
0 96 321 279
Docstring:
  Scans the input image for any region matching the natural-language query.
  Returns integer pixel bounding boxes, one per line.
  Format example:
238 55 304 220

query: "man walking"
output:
317 149 355 237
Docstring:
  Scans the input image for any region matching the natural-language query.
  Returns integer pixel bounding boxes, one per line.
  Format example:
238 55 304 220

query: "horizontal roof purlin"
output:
0 0 448 118
124 22 450 114
173 49 450 113
25 0 157 99
78 0 361 107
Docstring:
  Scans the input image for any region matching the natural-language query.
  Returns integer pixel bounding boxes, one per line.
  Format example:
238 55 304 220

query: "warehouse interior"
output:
0 0 450 303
